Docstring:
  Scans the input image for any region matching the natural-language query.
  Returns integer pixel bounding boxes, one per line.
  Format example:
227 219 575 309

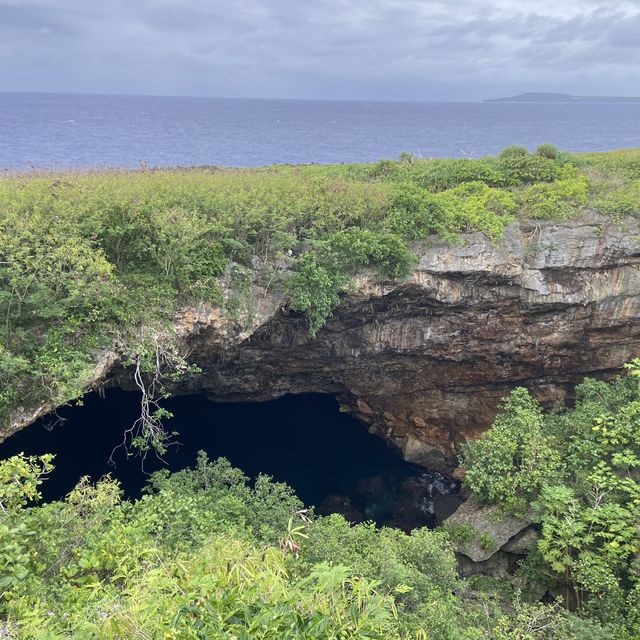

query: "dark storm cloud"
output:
0 0 638 99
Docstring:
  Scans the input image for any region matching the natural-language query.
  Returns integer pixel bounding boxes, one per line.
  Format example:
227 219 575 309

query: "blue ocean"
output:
1 91 639 168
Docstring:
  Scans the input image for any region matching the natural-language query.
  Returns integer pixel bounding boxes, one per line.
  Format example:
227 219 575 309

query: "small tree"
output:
462 388 563 514
0 453 54 515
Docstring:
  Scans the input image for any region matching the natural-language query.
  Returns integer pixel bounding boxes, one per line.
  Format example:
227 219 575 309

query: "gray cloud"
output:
0 0 638 99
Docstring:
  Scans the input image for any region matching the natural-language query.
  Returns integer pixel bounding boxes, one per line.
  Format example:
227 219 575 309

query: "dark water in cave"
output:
0 390 461 529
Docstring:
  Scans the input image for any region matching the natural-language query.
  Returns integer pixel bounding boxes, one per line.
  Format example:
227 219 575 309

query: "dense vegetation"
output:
1 146 639 440
1 362 638 637
463 360 640 637
0 448 623 637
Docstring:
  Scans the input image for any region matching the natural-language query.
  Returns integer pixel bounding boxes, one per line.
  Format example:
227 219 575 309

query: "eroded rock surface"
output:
444 497 532 564
446 497 538 576
179 214 640 468
444 496 538 577
7 214 640 467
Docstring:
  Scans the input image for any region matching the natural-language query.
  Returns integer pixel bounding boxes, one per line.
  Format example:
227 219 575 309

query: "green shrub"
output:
406 158 508 192
300 515 459 607
518 168 589 219
536 143 561 160
298 515 475 639
577 148 640 180
490 599 616 640
369 158 400 179
0 450 624 639
462 387 564 514
0 453 53 516
499 145 530 159
287 253 346 335
0 465 399 638
398 151 415 164
592 180 640 218
366 157 508 191
385 182 443 238
288 228 416 333
498 151 560 185
434 181 517 240
317 227 414 277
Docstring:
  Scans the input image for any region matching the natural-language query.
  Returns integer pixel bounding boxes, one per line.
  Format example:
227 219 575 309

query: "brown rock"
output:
356 399 374 416
410 415 427 428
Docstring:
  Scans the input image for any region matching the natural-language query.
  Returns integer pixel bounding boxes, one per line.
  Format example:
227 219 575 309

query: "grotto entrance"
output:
0 390 462 530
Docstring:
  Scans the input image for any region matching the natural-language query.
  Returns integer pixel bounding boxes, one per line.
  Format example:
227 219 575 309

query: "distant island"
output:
486 92 640 103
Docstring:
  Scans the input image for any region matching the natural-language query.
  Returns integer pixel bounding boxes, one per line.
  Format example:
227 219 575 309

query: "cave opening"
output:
0 390 462 530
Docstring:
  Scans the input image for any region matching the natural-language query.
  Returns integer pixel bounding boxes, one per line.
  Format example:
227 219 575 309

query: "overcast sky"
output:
1 0 639 101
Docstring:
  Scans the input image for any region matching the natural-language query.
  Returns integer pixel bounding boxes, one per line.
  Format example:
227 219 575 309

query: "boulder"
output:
445 497 539 577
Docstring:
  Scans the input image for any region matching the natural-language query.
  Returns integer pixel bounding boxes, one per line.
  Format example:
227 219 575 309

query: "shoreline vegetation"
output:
0 145 639 637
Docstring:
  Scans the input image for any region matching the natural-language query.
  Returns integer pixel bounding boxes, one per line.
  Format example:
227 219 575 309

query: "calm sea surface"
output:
1 92 639 169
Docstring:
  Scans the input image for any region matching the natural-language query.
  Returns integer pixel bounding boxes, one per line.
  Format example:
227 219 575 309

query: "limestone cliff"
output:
8 214 640 469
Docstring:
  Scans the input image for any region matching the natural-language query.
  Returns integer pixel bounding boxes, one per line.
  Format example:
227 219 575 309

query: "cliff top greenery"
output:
1 145 639 433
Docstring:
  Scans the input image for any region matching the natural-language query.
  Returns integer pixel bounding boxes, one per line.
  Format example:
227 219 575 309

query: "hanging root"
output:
110 337 197 469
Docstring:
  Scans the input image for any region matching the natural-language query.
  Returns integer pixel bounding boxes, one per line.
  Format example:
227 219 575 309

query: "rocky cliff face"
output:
168 213 640 469
8 214 640 469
